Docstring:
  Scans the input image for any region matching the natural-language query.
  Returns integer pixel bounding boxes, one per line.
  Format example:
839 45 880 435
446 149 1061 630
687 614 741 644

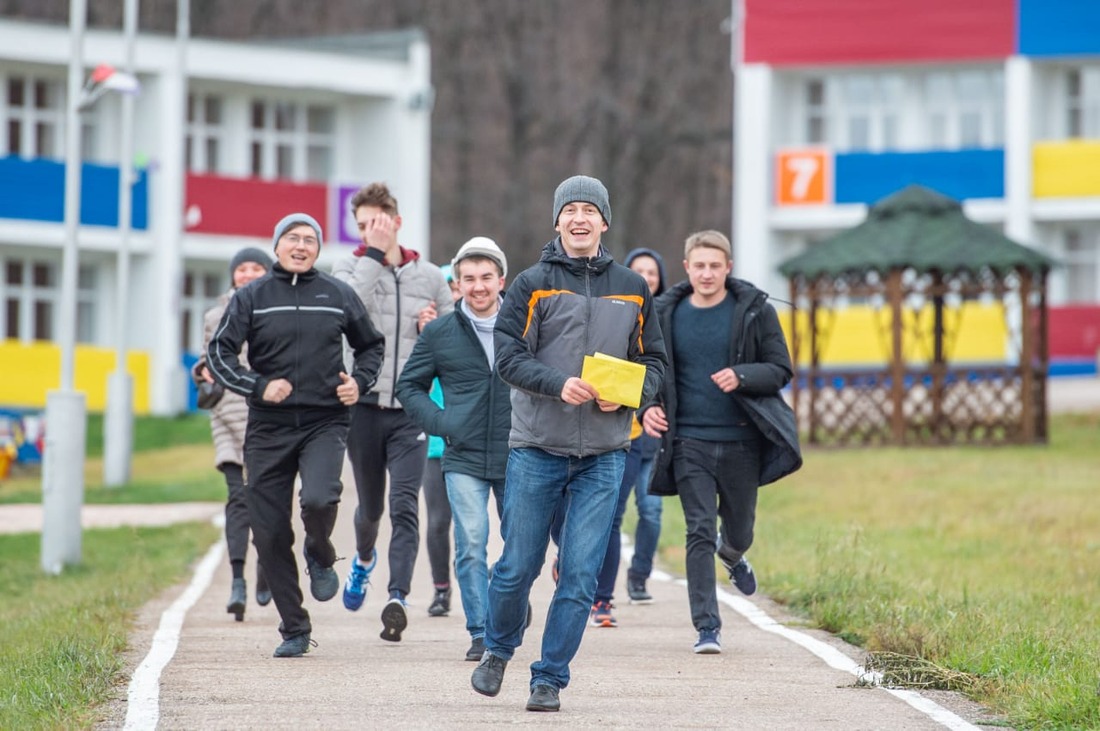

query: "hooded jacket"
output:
623 247 669 459
494 238 667 457
194 290 248 467
641 276 802 494
208 263 385 424
332 246 454 408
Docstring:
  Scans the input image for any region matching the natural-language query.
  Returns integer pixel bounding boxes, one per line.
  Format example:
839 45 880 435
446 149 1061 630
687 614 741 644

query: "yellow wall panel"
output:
0 340 150 413
1033 140 1100 198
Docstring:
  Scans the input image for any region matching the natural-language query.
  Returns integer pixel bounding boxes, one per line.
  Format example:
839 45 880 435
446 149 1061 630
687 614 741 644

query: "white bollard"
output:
41 389 87 574
104 372 133 486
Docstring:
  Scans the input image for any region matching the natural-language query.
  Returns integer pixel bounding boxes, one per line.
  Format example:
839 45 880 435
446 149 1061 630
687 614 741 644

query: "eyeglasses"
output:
282 233 319 246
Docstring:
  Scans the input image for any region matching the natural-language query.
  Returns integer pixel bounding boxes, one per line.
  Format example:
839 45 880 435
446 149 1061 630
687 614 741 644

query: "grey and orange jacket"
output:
494 238 667 457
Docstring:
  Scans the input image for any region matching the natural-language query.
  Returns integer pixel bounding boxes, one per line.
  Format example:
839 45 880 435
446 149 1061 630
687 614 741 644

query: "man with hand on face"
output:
470 175 666 713
208 213 385 659
332 182 453 643
639 230 801 657
396 237 512 664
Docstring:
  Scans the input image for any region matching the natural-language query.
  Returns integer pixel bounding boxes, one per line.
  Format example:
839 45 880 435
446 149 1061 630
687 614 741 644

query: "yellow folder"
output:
580 352 646 408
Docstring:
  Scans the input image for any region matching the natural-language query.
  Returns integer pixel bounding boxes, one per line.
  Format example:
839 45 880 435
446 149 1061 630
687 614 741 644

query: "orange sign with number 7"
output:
775 148 831 205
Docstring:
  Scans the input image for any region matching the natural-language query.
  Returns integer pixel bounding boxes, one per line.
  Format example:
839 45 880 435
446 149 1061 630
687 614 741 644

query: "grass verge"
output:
0 522 220 730
631 412 1100 731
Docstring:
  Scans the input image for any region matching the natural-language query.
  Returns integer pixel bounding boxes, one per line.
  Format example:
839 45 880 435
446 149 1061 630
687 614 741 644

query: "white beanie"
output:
452 236 507 279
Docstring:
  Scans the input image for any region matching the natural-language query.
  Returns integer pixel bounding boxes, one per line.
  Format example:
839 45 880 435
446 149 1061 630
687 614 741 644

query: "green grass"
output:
2 412 224 504
84 412 213 457
0 522 220 730
633 412 1100 730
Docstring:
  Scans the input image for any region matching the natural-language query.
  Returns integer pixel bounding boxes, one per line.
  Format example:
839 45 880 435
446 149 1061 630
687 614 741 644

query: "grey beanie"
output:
452 236 508 279
552 175 611 227
228 247 271 279
272 212 323 250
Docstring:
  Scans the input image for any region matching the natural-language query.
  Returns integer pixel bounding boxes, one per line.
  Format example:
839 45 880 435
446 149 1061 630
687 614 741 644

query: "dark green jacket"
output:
396 306 511 481
640 277 802 495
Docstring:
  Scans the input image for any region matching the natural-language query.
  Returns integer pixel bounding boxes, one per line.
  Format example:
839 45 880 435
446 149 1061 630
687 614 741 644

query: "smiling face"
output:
456 257 505 317
274 223 320 273
684 245 732 306
232 261 268 289
629 255 661 295
555 202 608 258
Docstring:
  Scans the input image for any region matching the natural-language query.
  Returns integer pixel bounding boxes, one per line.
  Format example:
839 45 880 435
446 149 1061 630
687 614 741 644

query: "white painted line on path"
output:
628 541 981 731
123 535 224 730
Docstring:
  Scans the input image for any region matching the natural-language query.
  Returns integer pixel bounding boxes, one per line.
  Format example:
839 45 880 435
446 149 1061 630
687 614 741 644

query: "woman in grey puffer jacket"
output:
192 247 271 621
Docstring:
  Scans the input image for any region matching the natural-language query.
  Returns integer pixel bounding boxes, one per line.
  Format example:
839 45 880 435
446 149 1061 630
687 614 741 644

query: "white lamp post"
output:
41 0 89 574
104 0 141 487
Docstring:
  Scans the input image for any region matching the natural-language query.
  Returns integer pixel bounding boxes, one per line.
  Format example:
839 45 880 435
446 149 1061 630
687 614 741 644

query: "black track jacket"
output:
208 263 385 424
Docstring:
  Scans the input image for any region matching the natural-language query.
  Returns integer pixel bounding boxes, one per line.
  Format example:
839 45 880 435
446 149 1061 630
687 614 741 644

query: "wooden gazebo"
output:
778 185 1055 447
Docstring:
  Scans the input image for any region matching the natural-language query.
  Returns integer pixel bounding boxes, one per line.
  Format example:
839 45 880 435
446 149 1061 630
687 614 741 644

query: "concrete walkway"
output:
78 470 1005 730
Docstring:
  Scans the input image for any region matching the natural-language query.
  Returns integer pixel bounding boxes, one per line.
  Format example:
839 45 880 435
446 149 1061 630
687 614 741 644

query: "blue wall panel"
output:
0 156 148 229
1018 0 1100 57
834 149 1004 205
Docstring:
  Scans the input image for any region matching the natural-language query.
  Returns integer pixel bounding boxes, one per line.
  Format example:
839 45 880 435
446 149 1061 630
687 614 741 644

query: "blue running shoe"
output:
693 628 722 655
380 593 408 642
343 550 376 611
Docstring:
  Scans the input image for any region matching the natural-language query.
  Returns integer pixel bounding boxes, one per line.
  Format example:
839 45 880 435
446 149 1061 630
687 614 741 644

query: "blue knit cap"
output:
272 212 323 250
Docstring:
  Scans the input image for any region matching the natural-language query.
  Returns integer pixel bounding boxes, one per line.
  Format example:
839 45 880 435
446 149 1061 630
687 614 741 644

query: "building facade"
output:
0 19 431 414
734 0 1100 375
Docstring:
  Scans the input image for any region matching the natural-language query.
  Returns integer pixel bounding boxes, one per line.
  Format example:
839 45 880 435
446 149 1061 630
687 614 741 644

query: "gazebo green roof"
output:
777 185 1055 279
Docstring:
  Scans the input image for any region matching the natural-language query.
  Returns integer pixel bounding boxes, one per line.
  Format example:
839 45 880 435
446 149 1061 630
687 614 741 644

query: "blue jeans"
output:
445 471 505 640
485 447 625 690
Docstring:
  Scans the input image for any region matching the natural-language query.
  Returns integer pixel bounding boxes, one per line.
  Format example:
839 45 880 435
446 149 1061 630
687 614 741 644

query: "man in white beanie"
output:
469 176 667 712
396 236 512 663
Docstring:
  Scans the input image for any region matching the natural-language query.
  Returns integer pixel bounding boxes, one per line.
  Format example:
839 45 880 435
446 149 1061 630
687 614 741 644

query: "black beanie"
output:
228 247 272 280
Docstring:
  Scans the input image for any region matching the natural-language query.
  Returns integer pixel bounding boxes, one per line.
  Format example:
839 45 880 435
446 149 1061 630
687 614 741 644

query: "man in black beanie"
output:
470 175 667 712
208 213 385 658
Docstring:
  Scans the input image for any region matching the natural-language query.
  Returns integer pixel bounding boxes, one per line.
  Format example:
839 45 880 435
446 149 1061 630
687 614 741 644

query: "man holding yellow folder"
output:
470 175 666 713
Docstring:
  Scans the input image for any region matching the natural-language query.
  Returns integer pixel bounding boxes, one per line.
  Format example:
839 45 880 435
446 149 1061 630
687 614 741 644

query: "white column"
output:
733 63 773 286
1004 56 1035 245
147 0 188 415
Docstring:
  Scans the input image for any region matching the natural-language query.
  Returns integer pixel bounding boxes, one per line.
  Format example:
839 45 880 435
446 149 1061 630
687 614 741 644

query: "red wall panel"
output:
185 174 328 239
744 0 1015 66
1048 306 1100 359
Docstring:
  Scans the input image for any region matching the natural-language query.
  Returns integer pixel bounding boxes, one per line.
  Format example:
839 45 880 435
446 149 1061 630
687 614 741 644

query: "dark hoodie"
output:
622 247 668 459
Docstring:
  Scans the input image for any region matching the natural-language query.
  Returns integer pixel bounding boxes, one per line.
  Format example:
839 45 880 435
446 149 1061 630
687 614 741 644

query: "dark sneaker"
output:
380 595 408 642
589 600 617 628
729 557 757 596
342 550 376 611
273 633 316 658
302 549 338 602
471 652 508 696
465 636 485 662
693 628 722 655
428 586 451 617
226 578 246 622
526 683 560 712
627 576 653 604
255 564 272 607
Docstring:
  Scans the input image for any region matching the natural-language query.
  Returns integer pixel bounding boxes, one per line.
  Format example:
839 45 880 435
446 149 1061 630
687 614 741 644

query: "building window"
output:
921 69 1004 149
180 268 226 353
1 258 64 342
805 79 827 144
1063 229 1098 303
76 264 97 343
3 74 64 158
247 98 334 181
186 93 224 173
1066 67 1100 139
835 74 902 152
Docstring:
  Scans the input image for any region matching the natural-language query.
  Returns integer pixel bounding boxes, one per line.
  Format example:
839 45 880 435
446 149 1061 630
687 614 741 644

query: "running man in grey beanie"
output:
470 175 666 712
